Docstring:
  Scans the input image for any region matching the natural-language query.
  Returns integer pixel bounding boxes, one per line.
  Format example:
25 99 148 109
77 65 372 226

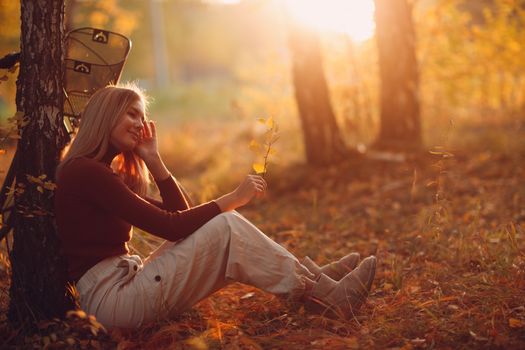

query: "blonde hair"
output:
58 84 150 196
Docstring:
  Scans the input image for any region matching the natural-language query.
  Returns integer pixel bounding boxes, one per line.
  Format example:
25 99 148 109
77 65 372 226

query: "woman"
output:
55 85 376 329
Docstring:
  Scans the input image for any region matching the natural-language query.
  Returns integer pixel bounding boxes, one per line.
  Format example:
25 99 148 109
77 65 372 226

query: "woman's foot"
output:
302 253 360 281
305 256 376 320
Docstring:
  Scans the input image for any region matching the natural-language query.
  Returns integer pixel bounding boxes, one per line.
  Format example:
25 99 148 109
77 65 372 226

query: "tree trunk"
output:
8 0 77 328
374 0 422 151
287 20 348 165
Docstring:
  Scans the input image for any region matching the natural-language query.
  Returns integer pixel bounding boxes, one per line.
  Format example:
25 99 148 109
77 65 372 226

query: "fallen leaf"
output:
185 336 208 350
240 292 255 300
411 337 426 345
509 318 525 328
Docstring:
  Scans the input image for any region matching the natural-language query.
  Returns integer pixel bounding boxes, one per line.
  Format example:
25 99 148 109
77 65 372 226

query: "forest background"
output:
0 0 524 349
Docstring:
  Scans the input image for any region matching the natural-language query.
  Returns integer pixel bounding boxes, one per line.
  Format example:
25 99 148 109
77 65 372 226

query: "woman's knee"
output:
204 211 258 242
217 211 242 224
203 212 238 236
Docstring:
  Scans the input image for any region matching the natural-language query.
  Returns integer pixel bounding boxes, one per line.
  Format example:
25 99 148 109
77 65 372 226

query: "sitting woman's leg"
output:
77 212 374 328
77 212 316 328
141 212 316 315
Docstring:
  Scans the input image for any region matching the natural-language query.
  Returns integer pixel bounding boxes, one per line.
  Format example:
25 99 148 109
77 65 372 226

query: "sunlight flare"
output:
211 0 376 42
285 0 376 42
204 0 242 4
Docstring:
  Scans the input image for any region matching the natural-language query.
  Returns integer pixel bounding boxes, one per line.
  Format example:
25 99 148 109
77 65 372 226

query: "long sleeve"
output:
145 175 190 211
61 158 221 242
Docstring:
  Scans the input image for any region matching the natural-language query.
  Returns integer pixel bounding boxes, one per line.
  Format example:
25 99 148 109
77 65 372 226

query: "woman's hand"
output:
135 120 159 162
135 120 171 181
234 174 267 205
215 175 267 212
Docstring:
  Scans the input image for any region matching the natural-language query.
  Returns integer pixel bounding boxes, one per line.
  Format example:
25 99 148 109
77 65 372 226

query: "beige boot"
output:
306 256 376 319
302 252 360 281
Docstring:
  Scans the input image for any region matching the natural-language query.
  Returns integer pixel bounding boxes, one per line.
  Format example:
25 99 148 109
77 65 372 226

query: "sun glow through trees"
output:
285 0 376 42
212 0 376 42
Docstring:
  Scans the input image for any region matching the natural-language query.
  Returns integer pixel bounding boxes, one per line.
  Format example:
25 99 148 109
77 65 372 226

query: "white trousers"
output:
76 211 314 329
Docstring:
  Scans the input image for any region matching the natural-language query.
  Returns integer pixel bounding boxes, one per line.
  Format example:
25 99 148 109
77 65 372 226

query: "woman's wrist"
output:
215 192 239 212
142 153 171 181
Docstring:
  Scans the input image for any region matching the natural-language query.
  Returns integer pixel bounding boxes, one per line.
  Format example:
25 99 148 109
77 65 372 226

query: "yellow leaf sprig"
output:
250 117 279 178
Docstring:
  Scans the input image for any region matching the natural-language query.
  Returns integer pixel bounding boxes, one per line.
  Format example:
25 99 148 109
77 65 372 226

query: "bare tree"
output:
374 0 422 151
8 0 77 328
287 19 348 165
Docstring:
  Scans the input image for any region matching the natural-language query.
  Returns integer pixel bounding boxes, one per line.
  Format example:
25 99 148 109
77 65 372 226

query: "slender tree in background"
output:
287 19 348 165
8 0 77 327
374 0 421 150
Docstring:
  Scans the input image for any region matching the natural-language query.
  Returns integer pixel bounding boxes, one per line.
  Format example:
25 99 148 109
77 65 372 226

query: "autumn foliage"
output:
1 0 525 349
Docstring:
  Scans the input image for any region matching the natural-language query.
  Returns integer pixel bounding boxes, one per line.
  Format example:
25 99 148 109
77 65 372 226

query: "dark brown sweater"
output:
55 157 221 281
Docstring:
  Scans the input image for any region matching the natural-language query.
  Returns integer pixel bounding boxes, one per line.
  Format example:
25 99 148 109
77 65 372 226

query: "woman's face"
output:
110 98 146 152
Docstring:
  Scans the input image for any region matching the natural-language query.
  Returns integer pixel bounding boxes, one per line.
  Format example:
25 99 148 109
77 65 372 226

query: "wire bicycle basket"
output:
63 27 131 133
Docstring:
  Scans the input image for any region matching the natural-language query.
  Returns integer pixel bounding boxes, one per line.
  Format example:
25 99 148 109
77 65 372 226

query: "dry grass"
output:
0 119 524 349
120 149 525 349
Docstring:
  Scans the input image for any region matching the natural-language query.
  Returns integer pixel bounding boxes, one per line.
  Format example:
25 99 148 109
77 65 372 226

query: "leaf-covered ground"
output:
1 149 524 349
